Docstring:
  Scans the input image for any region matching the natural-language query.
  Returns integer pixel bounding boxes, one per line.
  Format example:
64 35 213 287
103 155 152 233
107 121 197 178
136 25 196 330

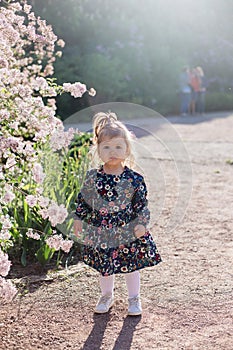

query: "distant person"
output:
196 66 206 115
179 66 191 116
189 68 200 115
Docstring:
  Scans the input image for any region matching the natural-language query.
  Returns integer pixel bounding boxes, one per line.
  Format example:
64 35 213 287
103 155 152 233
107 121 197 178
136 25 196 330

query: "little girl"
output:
73 112 161 316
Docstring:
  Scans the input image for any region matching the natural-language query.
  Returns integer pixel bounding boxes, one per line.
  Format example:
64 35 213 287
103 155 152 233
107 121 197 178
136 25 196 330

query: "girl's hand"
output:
73 219 83 237
134 224 146 238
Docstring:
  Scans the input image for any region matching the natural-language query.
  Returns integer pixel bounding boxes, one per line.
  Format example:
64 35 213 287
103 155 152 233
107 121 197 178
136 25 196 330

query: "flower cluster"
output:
0 250 11 277
40 202 68 227
26 229 40 240
46 234 73 253
0 277 17 303
0 1 95 301
63 82 87 98
0 249 17 303
63 83 96 98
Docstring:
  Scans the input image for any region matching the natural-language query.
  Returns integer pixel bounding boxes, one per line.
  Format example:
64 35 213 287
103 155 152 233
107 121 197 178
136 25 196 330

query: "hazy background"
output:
29 0 233 119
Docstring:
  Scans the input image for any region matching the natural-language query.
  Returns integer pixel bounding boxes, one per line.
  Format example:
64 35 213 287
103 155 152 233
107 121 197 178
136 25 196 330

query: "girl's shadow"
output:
81 313 141 350
112 315 142 350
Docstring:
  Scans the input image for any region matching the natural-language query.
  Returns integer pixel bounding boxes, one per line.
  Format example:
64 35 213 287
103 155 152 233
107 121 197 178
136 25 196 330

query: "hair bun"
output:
93 112 118 141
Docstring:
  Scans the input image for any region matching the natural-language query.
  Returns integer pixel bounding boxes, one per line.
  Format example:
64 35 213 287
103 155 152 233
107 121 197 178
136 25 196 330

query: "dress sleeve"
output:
74 170 97 221
131 177 150 227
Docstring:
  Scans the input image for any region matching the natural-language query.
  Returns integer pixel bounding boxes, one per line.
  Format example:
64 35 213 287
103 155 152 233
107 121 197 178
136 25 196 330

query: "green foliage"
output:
35 243 55 266
205 93 233 112
6 133 91 266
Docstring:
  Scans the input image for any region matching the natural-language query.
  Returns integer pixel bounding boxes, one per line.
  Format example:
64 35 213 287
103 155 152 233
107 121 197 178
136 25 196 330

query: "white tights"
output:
99 271 140 298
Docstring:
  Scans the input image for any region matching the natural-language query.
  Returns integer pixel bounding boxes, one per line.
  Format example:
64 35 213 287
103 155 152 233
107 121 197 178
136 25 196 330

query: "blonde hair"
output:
90 112 134 167
196 66 204 77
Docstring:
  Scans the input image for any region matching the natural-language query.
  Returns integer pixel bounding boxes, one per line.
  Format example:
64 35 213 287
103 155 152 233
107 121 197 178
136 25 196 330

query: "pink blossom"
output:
1 217 12 230
23 143 35 157
38 196 50 208
8 2 22 11
0 277 17 302
25 195 37 207
0 229 11 241
5 156 17 171
32 163 45 184
0 58 8 69
46 202 68 226
0 2 90 261
45 234 73 253
88 88 96 97
26 229 40 240
3 188 15 203
39 208 49 220
50 128 74 150
32 77 48 91
60 239 73 253
63 82 87 98
23 4 32 15
46 234 62 251
44 64 54 76
57 39 65 48
47 98 57 110
0 250 11 277
55 51 62 58
0 109 10 121
9 121 19 130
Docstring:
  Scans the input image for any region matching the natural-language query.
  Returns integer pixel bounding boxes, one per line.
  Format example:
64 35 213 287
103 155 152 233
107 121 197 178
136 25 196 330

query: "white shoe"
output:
94 294 114 314
128 296 142 316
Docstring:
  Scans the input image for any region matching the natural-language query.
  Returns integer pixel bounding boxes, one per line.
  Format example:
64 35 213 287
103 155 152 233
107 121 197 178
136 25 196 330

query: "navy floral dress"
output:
74 166 161 276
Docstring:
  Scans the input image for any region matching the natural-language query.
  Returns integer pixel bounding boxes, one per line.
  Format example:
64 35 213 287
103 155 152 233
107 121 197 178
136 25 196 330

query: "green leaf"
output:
66 189 75 208
23 198 29 223
21 247 27 267
35 244 55 265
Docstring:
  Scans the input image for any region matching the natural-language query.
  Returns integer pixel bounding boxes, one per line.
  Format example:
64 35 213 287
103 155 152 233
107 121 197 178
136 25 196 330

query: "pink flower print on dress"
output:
99 207 108 216
101 219 107 226
112 250 118 259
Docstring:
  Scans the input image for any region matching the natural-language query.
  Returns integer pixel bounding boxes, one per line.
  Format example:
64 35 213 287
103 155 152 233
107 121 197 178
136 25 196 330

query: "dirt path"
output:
1 112 233 350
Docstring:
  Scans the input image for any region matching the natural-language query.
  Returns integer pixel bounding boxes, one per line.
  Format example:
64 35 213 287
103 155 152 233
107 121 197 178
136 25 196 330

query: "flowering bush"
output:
0 0 94 301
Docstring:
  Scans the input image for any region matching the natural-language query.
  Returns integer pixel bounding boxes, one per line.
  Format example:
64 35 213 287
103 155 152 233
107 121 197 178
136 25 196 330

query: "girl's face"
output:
98 137 128 166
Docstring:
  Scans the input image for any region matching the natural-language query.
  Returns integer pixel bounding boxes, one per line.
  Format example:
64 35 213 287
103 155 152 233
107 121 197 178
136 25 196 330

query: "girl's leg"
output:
95 275 115 313
99 274 115 296
125 271 140 298
125 271 142 315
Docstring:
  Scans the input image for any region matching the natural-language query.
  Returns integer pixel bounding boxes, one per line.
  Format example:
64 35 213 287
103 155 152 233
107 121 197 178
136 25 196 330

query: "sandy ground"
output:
1 111 233 350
